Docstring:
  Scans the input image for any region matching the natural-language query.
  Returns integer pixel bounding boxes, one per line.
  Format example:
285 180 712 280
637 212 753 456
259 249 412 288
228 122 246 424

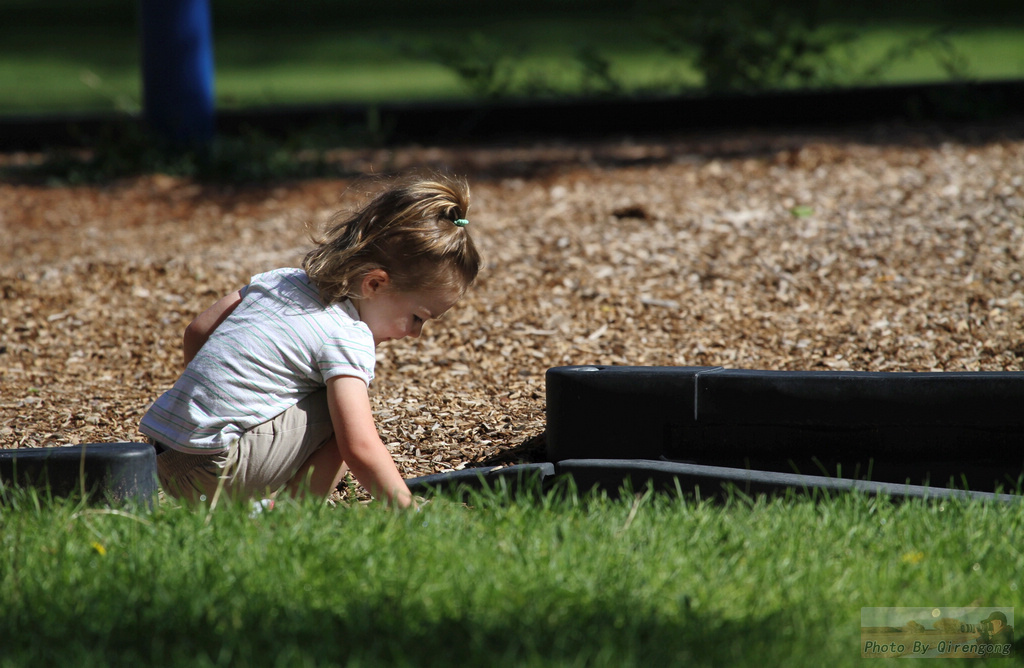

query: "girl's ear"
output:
360 269 390 297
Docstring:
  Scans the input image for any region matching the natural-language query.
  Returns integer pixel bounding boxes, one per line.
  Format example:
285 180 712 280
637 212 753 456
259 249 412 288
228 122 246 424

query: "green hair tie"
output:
453 218 469 228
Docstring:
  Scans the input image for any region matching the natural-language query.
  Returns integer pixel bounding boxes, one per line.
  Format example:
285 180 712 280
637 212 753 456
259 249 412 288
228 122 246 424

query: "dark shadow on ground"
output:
4 79 1024 186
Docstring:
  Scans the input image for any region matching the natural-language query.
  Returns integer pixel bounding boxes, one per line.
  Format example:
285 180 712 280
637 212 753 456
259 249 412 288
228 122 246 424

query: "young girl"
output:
140 174 480 508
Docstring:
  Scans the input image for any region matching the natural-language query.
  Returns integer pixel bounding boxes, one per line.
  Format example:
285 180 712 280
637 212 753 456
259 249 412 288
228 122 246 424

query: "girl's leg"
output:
229 389 335 499
282 436 349 499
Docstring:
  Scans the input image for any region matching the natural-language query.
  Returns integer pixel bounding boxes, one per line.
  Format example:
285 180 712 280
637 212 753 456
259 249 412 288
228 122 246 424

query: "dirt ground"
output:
2 121 1023 485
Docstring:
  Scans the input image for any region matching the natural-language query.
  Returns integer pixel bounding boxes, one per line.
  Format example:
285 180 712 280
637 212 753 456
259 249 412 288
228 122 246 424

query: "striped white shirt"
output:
140 268 376 453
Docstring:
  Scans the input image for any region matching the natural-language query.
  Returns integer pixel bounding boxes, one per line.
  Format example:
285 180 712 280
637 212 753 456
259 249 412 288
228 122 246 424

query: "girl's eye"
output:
413 315 423 324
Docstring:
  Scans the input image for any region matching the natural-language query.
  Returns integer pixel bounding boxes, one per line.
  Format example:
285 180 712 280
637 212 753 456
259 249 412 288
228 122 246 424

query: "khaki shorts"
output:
157 389 335 502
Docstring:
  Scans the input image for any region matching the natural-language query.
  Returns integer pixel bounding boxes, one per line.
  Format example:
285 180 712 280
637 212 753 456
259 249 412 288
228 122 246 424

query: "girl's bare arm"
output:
326 375 413 508
183 289 244 366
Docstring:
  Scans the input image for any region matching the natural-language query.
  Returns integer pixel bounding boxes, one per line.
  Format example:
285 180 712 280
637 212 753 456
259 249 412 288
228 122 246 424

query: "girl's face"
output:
354 271 460 346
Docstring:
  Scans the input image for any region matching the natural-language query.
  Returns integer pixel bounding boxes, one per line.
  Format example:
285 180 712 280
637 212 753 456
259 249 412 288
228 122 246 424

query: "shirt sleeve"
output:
317 320 376 386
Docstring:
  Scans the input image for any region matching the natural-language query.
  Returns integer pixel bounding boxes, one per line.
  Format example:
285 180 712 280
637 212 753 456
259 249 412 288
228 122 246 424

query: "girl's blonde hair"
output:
303 174 481 304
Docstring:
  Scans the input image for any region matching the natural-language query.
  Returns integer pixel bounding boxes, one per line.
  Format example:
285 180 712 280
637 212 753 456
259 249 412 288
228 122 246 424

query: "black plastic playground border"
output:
545 365 1024 493
4 79 1024 151
405 460 1023 504
0 442 157 506
5 443 1019 507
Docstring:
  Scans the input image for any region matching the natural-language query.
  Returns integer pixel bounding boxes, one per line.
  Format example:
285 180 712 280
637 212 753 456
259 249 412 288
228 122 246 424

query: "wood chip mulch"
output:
2 122 1023 488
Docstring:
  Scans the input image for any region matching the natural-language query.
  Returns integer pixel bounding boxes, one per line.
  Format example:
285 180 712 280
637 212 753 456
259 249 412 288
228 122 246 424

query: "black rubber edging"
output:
554 459 1021 504
406 459 1021 503
546 365 1024 492
4 441 1011 507
0 442 158 506
406 463 555 496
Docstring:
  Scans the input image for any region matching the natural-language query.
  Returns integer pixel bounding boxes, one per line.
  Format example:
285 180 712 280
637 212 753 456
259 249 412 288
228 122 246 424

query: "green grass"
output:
1 11 1023 115
1 480 1021 667
838 25 1024 84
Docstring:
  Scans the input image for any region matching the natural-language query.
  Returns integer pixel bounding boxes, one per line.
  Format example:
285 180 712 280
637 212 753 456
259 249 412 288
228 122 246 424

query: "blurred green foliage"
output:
643 0 979 92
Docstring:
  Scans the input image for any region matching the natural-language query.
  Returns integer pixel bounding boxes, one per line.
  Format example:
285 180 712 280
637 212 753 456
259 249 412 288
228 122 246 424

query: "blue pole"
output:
139 0 215 146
